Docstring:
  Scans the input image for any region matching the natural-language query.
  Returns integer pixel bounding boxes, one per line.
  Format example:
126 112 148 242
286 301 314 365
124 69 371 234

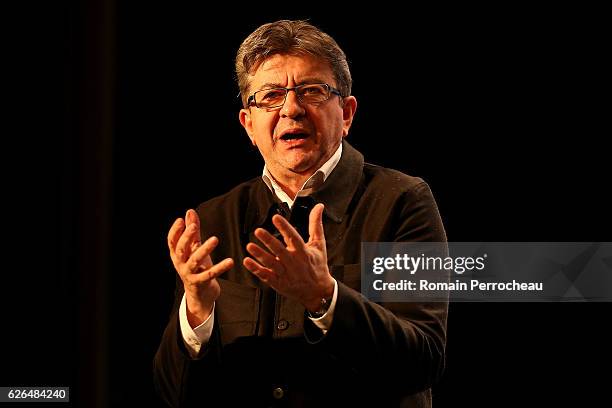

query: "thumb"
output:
308 203 325 243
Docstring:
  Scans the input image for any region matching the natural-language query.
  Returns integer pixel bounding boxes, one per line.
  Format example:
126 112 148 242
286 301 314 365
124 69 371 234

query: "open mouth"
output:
280 132 309 141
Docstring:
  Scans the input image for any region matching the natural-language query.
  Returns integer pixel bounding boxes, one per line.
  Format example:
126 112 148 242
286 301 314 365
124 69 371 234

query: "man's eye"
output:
260 90 286 101
301 86 324 95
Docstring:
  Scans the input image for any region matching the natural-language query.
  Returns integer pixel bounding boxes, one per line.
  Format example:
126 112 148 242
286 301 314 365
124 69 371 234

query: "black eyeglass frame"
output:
247 83 343 109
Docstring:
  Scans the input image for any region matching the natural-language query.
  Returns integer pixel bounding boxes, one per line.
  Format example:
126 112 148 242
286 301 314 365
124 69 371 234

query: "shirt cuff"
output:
179 293 215 359
307 278 338 335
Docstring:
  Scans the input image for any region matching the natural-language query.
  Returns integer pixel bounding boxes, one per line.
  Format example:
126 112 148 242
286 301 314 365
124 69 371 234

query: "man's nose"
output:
281 89 305 118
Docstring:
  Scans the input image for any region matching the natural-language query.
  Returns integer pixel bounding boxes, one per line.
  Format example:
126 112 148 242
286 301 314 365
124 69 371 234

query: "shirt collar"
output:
261 142 343 208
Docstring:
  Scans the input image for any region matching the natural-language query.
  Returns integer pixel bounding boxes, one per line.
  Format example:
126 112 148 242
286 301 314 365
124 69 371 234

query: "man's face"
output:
239 54 357 180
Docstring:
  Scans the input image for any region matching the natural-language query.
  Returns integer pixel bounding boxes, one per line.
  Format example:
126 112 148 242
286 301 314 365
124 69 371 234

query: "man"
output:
154 20 448 407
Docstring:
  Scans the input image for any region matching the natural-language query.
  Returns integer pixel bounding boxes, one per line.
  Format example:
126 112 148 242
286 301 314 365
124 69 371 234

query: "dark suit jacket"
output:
154 141 448 407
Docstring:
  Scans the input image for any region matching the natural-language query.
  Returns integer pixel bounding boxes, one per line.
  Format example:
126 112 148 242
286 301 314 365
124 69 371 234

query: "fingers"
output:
308 203 325 243
191 258 234 284
168 217 185 250
185 209 200 230
168 217 185 264
271 214 305 251
254 227 291 263
186 236 218 272
185 209 201 251
168 209 202 265
176 222 200 263
243 257 277 284
168 210 233 287
246 242 280 268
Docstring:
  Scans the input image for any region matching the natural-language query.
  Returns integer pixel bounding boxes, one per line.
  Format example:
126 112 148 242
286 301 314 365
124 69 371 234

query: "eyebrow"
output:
255 78 328 91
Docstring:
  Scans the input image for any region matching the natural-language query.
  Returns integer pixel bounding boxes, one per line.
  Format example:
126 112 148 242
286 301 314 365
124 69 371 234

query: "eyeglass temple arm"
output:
329 86 342 97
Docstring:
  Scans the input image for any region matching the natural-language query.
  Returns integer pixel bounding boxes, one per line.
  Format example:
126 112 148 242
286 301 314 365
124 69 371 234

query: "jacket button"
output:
277 320 289 331
272 387 284 399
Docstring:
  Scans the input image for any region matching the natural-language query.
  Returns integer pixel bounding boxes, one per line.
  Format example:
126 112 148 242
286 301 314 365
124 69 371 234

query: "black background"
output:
2 1 610 407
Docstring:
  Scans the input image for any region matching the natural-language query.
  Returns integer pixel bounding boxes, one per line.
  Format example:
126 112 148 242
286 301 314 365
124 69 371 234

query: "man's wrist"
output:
186 296 214 328
304 278 335 314
306 295 333 318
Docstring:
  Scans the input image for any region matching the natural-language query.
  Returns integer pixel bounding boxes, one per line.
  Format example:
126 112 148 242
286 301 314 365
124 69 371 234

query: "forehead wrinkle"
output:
256 77 330 92
248 54 334 93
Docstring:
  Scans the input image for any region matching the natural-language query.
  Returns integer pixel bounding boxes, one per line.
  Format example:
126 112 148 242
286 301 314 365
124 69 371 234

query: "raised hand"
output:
243 203 334 312
167 209 234 327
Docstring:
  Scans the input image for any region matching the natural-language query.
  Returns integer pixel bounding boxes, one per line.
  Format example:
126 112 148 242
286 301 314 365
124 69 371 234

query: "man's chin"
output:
281 156 319 175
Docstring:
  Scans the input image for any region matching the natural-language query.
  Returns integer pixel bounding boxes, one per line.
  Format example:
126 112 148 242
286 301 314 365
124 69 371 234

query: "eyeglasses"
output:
247 83 342 109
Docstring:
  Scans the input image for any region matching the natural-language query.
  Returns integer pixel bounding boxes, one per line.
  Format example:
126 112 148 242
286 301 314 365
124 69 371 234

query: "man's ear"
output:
341 96 357 138
239 108 256 146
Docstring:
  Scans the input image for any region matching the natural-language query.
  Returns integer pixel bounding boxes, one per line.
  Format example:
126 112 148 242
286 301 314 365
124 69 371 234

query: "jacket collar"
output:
311 140 363 223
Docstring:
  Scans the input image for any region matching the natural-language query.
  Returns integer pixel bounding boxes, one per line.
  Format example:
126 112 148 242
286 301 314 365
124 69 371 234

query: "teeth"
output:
282 133 306 140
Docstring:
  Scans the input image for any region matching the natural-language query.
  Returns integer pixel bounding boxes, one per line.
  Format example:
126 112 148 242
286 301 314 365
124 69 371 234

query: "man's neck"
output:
263 142 344 203
272 172 312 201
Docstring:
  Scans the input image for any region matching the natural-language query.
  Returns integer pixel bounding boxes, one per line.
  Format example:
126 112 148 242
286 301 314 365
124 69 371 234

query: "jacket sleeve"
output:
153 276 222 408
304 181 449 395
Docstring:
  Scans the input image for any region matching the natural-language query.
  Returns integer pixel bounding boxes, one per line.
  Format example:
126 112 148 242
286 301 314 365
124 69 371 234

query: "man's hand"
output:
243 203 335 312
168 209 234 327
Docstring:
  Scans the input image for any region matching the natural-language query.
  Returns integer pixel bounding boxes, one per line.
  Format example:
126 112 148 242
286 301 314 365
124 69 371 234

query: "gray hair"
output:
235 20 352 107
